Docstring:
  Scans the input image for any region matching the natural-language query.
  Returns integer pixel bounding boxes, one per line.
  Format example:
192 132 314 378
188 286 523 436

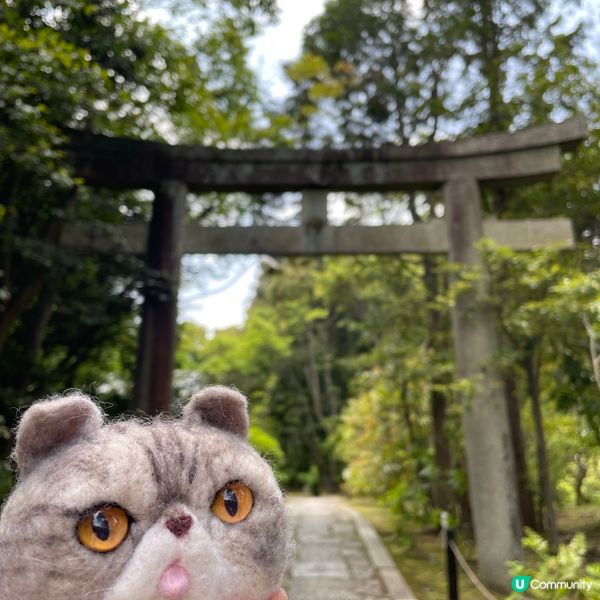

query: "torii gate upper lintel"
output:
63 116 587 591
65 115 585 192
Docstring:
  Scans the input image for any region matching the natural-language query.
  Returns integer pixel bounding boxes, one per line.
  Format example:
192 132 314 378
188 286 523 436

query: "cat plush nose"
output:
165 514 193 538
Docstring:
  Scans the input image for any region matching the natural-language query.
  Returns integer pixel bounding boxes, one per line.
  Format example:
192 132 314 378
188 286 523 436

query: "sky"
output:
177 0 326 332
248 0 326 98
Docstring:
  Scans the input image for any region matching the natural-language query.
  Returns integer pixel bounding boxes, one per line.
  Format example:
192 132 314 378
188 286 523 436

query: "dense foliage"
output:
0 0 278 492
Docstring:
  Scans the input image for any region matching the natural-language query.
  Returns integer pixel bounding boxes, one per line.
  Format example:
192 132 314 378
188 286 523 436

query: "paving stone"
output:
291 560 350 578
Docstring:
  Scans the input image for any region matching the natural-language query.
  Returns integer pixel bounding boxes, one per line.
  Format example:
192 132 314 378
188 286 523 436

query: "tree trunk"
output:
423 254 455 513
458 457 473 537
503 369 538 531
474 0 507 132
399 379 416 447
11 285 58 390
574 453 587 506
23 286 56 360
304 326 325 421
317 320 338 417
399 378 432 506
0 279 45 352
317 321 340 490
523 345 558 553
431 388 453 511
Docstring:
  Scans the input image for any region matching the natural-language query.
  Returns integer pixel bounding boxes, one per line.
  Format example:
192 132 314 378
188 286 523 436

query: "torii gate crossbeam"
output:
67 117 583 192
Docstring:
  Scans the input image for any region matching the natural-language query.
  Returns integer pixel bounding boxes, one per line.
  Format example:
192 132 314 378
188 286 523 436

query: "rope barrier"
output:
448 540 498 600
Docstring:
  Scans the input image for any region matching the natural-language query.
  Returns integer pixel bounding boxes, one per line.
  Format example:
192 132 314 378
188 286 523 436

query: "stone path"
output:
284 496 416 600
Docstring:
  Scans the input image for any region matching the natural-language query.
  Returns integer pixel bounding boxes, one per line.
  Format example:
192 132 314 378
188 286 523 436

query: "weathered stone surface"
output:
132 180 187 414
445 178 522 590
65 117 585 192
60 218 574 256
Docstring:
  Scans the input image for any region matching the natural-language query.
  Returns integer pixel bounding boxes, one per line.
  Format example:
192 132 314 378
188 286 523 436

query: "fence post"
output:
441 511 459 600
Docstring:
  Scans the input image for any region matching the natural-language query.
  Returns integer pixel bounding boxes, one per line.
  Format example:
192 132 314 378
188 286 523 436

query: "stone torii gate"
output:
63 117 586 589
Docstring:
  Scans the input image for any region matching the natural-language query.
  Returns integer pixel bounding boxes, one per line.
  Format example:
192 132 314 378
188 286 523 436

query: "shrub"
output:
507 529 600 599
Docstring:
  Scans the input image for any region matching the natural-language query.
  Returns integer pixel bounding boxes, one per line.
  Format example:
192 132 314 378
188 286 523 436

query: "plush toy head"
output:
0 386 292 600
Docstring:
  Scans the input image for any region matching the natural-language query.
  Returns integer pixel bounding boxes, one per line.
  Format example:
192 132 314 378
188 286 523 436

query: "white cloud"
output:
249 0 326 98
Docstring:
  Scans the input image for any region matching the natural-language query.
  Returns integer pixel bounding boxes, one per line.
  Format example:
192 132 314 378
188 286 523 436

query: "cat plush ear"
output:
14 393 104 477
183 386 249 439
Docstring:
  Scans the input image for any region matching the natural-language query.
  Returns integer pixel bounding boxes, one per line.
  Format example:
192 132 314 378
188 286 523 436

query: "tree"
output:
284 0 600 561
484 241 600 551
0 0 281 457
286 0 452 146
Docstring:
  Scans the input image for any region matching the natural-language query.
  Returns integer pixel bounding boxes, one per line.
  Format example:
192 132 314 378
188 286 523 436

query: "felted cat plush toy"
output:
0 386 292 600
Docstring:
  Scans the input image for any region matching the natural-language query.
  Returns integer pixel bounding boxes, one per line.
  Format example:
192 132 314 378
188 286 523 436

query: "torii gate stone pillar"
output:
445 178 521 584
133 180 187 414
63 116 586 590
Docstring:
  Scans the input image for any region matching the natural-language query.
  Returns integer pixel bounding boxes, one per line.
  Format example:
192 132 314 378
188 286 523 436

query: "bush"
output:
507 529 600 599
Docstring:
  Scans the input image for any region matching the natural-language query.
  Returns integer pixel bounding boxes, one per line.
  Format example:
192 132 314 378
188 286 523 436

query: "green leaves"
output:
507 530 600 599
285 0 598 149
482 241 600 338
0 0 279 429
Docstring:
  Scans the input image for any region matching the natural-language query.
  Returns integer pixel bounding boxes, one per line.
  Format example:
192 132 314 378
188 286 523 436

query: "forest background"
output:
1 0 600 597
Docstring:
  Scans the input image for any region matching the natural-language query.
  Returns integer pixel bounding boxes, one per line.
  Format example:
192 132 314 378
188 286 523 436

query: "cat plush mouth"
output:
157 562 191 599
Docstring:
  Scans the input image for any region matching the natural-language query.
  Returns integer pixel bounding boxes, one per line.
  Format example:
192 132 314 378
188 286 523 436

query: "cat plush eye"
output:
212 482 254 524
77 505 130 552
